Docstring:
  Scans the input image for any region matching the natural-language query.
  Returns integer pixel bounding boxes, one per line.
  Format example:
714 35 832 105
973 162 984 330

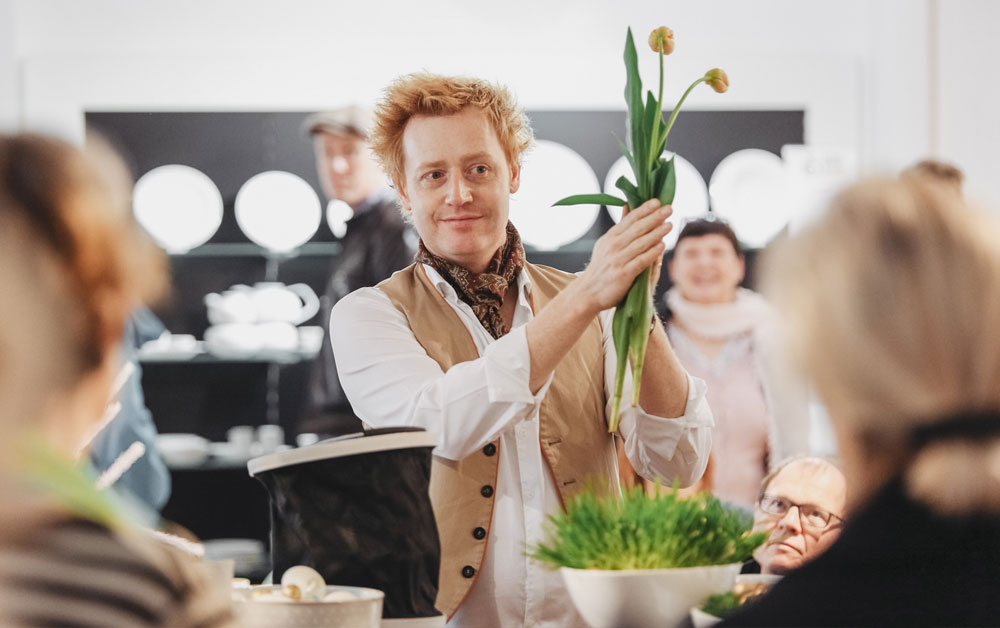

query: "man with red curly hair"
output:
331 73 713 626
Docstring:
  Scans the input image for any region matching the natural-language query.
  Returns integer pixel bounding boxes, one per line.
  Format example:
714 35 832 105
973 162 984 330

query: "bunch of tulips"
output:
555 26 729 431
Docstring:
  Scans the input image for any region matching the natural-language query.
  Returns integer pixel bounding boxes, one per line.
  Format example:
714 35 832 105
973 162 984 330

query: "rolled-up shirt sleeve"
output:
329 287 553 460
598 308 714 487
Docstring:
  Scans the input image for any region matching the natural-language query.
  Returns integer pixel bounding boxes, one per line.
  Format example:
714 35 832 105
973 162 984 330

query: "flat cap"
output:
301 104 374 139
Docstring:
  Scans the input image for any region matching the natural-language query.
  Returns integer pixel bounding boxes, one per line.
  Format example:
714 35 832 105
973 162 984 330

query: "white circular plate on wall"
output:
509 140 601 250
133 164 223 254
709 148 790 249
603 151 710 249
235 170 322 252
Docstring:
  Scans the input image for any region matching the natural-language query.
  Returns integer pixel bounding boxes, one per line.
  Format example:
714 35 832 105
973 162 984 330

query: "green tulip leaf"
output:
642 91 662 196
552 193 626 207
623 28 646 193
609 304 631 432
614 176 642 210
657 156 677 205
612 132 636 175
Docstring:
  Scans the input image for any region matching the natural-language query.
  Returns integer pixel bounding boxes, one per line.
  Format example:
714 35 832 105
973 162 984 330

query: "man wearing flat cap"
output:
302 105 416 436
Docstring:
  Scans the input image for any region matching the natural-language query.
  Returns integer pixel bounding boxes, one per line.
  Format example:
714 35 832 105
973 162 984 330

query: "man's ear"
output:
509 161 521 194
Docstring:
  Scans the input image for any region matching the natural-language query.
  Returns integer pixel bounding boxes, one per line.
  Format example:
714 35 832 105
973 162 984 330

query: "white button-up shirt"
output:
330 265 713 628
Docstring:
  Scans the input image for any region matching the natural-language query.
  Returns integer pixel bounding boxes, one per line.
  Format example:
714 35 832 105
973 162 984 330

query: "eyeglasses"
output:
758 493 843 531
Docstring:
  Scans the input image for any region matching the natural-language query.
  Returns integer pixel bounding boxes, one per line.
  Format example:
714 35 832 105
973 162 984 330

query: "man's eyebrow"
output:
463 152 496 163
765 494 828 510
410 161 440 172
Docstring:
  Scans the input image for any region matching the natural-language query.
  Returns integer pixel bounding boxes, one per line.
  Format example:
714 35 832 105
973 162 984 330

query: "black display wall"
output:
86 110 803 439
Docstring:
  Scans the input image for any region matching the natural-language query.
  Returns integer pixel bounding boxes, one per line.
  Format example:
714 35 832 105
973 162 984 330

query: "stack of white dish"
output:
203 282 319 359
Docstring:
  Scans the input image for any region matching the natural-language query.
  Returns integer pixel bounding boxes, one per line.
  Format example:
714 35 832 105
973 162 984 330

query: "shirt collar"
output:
421 264 533 311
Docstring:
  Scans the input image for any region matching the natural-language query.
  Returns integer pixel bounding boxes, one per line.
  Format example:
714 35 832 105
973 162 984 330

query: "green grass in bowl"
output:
531 482 766 570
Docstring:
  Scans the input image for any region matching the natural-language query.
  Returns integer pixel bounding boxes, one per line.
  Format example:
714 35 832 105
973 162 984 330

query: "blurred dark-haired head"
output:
667 217 746 305
672 217 743 258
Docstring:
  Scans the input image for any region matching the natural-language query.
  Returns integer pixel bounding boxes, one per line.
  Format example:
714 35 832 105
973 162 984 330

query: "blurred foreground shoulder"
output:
0 518 235 628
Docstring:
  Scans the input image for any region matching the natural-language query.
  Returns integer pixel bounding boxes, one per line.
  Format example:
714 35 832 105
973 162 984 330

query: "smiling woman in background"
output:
0 133 234 627
660 218 810 508
721 178 1000 626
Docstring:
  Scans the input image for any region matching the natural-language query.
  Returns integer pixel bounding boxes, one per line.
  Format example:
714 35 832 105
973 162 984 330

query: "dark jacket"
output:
306 190 415 434
720 476 1000 627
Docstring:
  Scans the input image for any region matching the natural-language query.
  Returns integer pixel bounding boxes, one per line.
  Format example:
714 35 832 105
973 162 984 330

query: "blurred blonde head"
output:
901 159 964 195
0 133 166 454
762 178 1000 514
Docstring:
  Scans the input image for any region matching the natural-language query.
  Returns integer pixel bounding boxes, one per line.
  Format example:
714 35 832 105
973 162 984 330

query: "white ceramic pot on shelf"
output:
204 287 257 325
560 563 741 628
205 282 320 326
203 323 263 359
249 282 319 325
256 321 300 353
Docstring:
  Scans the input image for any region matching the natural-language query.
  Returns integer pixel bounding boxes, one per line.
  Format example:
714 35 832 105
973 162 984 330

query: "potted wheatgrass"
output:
555 26 729 433
531 483 764 628
539 26 745 628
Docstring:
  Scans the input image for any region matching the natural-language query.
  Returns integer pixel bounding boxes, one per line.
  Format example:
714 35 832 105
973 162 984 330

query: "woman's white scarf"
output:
665 287 773 339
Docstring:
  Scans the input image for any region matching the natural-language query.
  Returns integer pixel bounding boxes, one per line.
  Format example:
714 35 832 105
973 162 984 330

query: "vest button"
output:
483 443 497 456
462 565 476 578
472 526 486 540
481 485 494 498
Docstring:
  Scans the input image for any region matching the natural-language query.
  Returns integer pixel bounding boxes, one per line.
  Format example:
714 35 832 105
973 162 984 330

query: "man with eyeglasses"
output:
745 456 847 575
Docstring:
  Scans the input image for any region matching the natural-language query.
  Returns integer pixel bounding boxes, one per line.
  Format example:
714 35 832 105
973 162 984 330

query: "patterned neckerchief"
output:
416 221 525 339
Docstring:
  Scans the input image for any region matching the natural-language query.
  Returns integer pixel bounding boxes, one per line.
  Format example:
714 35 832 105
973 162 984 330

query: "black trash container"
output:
248 427 443 624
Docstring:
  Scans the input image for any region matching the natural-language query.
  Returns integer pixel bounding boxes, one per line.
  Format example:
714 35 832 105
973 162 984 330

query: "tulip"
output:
553 28 730 431
705 68 730 93
648 26 675 55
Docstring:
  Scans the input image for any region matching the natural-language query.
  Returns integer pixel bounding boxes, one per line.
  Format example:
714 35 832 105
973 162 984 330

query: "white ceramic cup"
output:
257 424 285 453
296 433 320 448
227 425 255 457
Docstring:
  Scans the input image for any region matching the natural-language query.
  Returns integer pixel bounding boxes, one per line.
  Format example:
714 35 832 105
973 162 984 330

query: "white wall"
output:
0 0 17 130
937 0 1000 208
4 0 995 206
1 2 896 161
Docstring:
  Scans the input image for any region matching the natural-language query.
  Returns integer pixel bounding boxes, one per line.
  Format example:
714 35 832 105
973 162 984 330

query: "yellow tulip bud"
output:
648 27 675 55
705 68 729 93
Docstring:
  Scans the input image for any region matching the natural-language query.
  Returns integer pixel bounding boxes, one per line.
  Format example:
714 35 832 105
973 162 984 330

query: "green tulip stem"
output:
646 50 667 175
661 76 707 150
658 50 665 118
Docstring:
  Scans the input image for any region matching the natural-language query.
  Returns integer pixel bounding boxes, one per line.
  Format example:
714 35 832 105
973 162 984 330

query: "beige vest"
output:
379 262 619 619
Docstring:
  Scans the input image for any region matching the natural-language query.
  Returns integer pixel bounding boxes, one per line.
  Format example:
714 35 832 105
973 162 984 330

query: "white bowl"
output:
203 323 263 358
233 584 383 628
156 433 210 467
735 573 782 587
560 563 741 628
689 573 783 625
690 606 723 628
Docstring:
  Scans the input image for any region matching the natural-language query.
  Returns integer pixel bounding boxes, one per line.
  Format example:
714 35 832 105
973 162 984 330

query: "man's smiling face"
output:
396 106 520 273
